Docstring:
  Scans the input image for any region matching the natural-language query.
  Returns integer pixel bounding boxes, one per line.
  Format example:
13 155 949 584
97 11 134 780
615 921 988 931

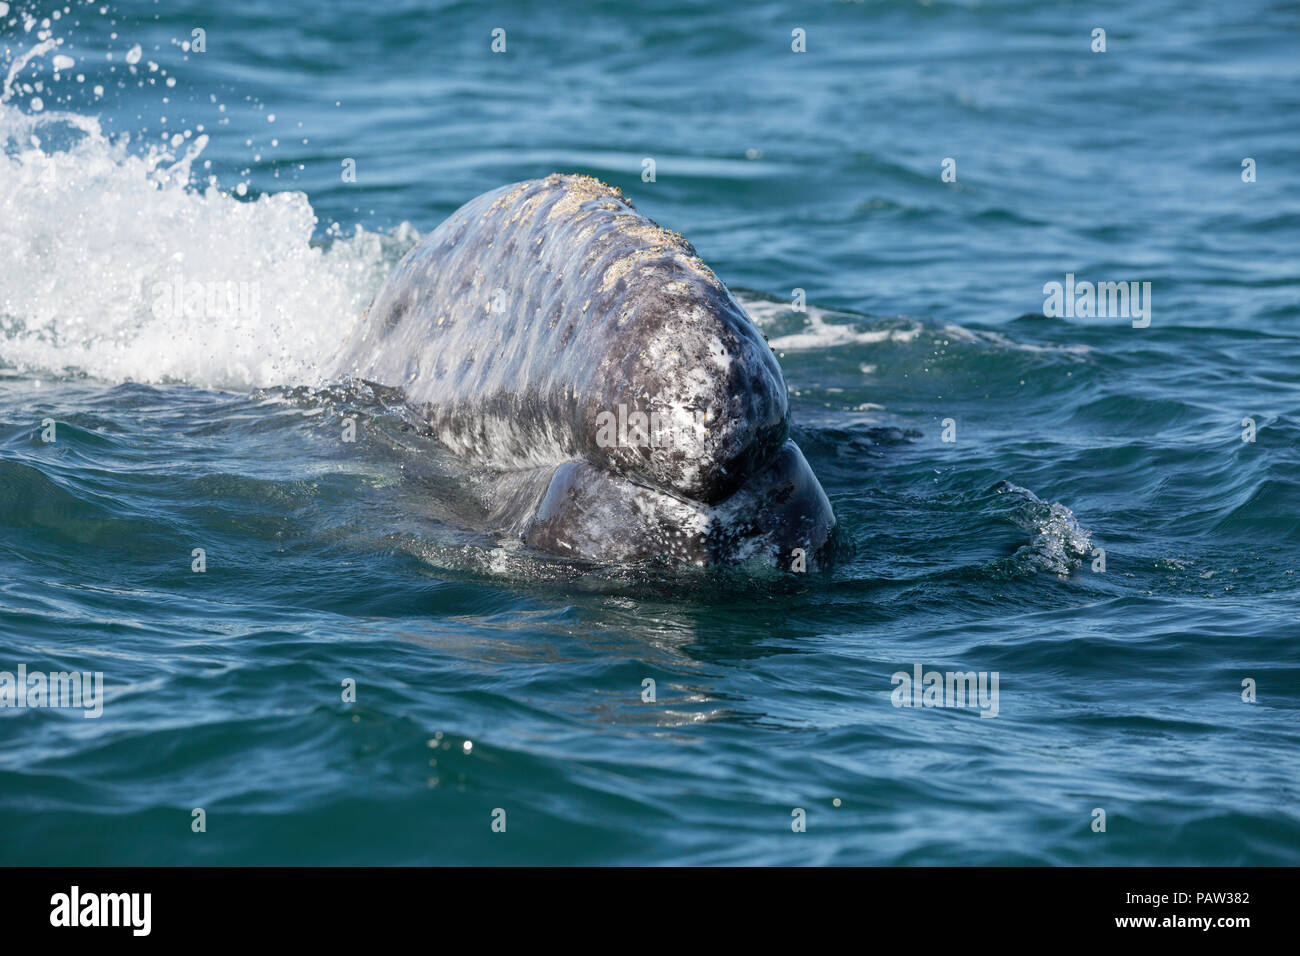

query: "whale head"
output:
339 172 835 569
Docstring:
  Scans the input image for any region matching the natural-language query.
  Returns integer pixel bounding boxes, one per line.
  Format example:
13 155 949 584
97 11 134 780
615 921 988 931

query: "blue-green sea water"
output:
1 0 1298 865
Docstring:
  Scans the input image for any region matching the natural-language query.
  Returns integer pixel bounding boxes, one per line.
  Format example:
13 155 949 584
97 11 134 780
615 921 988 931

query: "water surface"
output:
1 0 1298 864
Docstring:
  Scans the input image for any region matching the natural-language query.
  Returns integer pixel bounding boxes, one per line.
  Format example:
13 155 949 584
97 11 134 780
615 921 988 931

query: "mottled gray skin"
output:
337 174 835 567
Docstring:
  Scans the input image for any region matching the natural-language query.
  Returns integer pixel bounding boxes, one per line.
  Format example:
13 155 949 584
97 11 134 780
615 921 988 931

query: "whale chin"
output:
520 441 836 569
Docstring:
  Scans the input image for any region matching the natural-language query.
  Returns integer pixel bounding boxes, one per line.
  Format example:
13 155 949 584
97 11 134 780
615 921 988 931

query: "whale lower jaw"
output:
519 441 836 569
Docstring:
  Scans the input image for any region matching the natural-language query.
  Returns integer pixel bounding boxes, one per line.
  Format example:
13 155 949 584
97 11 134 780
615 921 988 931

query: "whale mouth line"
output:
608 444 785 511
522 440 836 567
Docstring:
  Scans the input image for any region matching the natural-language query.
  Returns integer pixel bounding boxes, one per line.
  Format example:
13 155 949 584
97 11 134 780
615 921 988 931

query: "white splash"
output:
0 39 412 389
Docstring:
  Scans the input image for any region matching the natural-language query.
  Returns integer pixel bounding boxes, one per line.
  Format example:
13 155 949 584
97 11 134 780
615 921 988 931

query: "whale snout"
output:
585 289 790 505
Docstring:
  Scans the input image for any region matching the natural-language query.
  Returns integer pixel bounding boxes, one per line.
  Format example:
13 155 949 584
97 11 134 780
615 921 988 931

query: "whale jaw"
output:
522 441 835 569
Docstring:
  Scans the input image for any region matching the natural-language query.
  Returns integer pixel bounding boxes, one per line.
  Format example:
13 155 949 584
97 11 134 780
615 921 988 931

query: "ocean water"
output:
2 0 1298 865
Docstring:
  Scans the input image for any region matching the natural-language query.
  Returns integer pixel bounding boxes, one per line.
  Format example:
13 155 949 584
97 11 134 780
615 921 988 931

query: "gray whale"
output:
336 174 835 567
